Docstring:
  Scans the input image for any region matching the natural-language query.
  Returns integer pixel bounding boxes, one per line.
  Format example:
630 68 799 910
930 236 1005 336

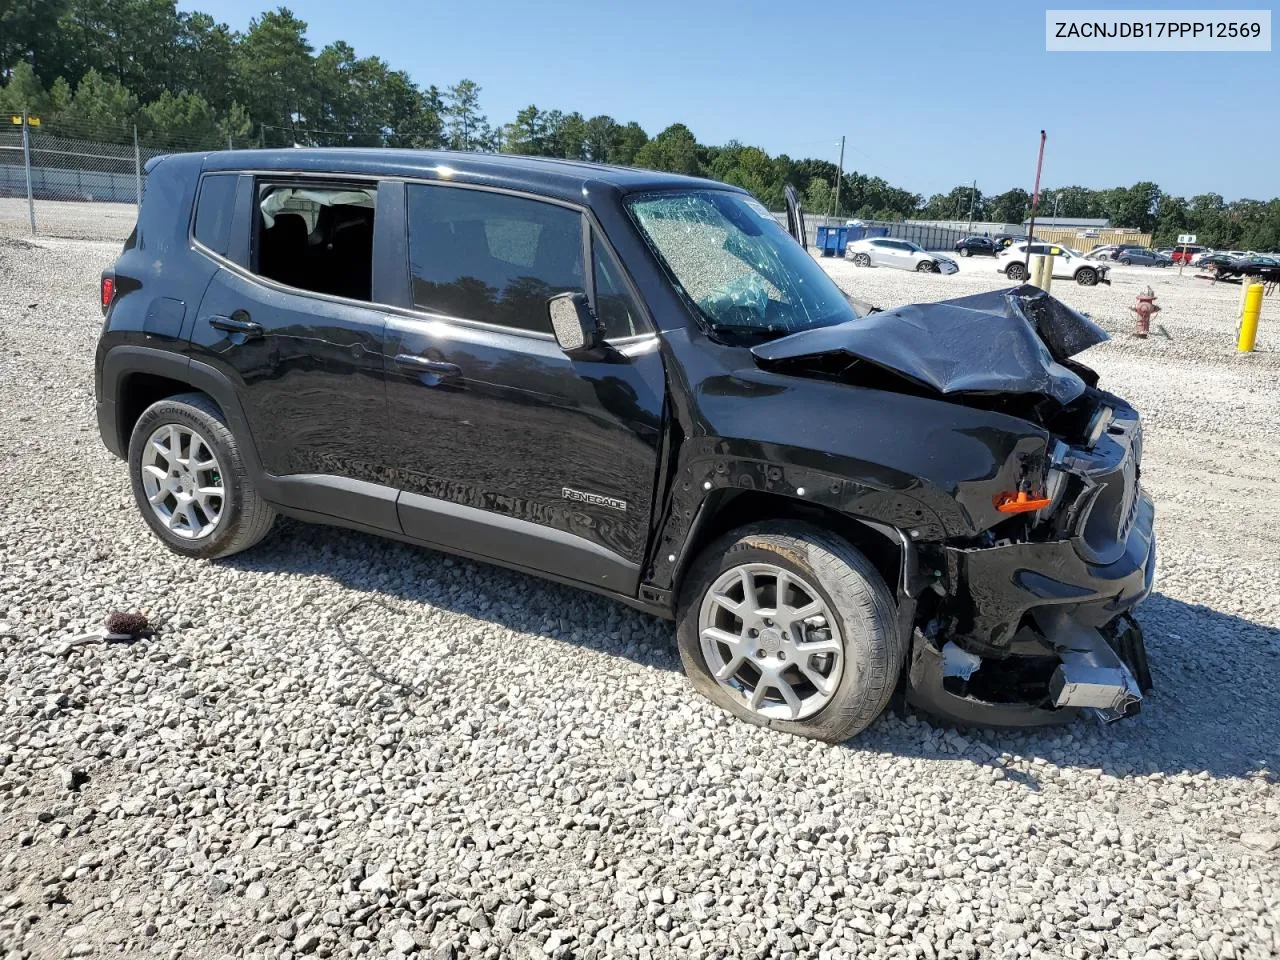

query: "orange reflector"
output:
995 490 1053 514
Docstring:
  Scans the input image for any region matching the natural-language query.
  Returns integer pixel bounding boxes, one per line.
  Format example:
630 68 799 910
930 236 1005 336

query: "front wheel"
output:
1076 267 1099 286
852 252 871 267
1006 262 1028 282
677 522 904 743
128 392 276 559
916 260 938 273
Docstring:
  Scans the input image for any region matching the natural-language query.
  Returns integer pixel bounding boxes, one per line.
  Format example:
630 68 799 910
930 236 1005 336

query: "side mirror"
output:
547 292 604 357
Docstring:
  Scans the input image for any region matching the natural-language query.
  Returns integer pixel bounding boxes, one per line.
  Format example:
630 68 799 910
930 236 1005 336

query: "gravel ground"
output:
0 199 140 244
1 227 1278 960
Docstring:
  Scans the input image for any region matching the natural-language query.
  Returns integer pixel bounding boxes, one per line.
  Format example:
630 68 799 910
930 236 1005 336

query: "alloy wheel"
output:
698 563 844 721
139 423 225 539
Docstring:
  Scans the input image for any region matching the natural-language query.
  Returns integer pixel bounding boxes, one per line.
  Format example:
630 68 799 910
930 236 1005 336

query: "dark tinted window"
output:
591 237 640 339
193 174 238 255
408 185 584 333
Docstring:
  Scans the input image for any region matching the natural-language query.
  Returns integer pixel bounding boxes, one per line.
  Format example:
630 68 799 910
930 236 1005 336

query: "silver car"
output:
846 238 959 274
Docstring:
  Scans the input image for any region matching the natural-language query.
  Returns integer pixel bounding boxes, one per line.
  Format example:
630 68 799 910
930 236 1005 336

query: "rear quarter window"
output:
193 174 238 255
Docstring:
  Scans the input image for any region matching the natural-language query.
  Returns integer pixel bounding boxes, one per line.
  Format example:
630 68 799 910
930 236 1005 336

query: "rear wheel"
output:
128 392 276 559
852 252 871 268
1006 262 1028 282
677 522 904 743
1076 267 1099 286
959 247 971 257
1119 257 1132 265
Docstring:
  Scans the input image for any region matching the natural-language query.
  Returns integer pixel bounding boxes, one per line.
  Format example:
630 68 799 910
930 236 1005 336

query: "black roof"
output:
201 148 737 204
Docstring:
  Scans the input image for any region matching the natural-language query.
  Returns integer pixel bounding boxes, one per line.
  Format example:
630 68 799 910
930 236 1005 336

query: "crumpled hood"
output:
751 285 1108 406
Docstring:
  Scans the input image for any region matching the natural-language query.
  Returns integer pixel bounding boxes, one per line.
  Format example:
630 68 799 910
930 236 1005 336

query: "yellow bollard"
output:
1029 254 1054 292
1238 283 1263 352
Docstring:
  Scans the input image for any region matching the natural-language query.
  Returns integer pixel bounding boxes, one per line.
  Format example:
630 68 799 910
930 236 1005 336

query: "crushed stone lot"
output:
1 229 1279 960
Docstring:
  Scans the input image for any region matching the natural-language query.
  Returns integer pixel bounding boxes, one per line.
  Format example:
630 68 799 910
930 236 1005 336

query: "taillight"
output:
100 275 115 314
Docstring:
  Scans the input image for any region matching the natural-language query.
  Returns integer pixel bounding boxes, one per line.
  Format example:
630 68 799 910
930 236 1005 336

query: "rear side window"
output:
193 174 238 255
253 182 377 301
407 184 585 334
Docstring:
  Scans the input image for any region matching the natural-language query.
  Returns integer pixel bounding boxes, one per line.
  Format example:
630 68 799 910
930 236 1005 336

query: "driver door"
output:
382 182 665 594
879 240 910 268
784 184 808 249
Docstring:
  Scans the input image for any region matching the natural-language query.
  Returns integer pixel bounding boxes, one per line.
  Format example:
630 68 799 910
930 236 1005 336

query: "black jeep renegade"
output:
95 149 1155 741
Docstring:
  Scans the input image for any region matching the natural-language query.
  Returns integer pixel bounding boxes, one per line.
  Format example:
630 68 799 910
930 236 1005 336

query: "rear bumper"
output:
97 398 125 459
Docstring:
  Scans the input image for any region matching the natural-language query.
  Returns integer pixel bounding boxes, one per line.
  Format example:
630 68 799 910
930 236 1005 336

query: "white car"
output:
846 237 959 274
997 242 1110 286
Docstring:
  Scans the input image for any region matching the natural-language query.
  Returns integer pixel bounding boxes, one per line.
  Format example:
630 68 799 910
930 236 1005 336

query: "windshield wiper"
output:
707 322 791 342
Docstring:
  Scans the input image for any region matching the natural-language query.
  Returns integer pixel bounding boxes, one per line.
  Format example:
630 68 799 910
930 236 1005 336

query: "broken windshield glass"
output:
626 190 863 338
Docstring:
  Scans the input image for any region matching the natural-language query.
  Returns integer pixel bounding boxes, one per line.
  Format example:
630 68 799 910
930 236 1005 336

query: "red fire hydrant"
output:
1130 285 1160 338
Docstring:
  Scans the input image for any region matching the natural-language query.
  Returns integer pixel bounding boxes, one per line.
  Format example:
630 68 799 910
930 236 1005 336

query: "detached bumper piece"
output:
1038 610 1142 722
905 612 1153 729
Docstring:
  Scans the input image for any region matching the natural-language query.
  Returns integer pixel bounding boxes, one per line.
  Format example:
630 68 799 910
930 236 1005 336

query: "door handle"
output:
394 354 462 382
208 314 264 338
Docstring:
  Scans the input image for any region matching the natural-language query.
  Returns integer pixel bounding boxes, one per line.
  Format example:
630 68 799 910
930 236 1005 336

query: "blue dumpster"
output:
814 226 850 257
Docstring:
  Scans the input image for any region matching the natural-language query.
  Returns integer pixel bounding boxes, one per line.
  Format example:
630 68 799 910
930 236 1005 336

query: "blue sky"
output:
181 0 1278 200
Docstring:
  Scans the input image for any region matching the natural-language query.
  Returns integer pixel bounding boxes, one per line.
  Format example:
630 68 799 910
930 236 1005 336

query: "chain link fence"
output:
0 116 254 242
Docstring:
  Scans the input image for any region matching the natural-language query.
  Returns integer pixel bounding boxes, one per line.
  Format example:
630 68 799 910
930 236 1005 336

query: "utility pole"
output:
1027 130 1047 244
829 135 845 226
966 179 977 234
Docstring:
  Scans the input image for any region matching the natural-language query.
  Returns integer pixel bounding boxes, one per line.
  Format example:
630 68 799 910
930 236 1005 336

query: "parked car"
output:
94 149 1153 741
1115 248 1172 267
1156 247 1173 258
997 242 1111 285
1194 252 1236 269
1086 245 1119 261
1172 244 1207 264
953 236 999 257
847 237 959 273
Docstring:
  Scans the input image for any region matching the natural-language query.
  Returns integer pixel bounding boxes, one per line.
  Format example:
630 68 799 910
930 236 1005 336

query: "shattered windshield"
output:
626 190 861 340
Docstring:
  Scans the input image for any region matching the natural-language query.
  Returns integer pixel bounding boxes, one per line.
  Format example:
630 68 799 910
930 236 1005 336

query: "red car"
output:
1172 243 1205 264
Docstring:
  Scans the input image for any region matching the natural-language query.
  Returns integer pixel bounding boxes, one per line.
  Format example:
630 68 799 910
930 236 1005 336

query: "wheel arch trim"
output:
100 346 264 478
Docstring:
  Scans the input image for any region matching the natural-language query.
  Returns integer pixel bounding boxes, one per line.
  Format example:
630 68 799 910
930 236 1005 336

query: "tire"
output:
1006 262 1028 282
1119 257 1131 265
1076 267 1099 286
852 252 871 268
676 521 904 743
916 260 938 273
959 247 971 257
127 391 276 560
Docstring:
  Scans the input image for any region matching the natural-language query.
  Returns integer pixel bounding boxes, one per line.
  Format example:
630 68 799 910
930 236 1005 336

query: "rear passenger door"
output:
189 175 400 529
381 183 666 594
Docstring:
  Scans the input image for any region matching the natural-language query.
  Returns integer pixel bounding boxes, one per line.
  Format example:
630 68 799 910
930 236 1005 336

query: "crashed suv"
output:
94 150 1155 742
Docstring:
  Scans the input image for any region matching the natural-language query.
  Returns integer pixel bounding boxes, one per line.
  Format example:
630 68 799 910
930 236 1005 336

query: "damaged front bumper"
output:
906 492 1156 727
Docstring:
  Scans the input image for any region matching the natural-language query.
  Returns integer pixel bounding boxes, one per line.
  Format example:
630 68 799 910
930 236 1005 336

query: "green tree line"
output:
3 1 1278 249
